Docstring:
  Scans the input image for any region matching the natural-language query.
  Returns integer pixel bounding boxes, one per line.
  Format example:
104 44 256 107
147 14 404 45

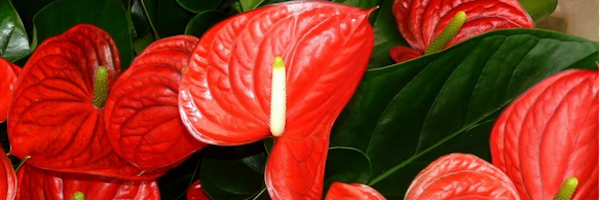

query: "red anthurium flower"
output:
389 0 535 62
16 164 160 200
0 151 16 200
325 182 385 200
8 24 163 180
104 35 207 172
187 179 211 200
0 57 20 122
179 1 374 199
490 69 599 200
405 153 521 200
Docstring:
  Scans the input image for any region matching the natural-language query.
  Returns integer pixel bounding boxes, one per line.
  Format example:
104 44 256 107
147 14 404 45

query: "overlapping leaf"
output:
0 0 30 62
330 29 599 198
105 35 207 172
16 164 160 200
8 24 163 180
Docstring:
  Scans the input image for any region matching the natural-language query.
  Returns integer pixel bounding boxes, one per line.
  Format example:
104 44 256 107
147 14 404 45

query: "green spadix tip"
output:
270 56 286 137
553 177 579 200
425 11 467 55
93 66 109 108
71 191 85 200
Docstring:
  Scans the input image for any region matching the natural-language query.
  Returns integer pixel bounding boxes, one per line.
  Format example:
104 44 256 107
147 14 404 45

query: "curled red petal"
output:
389 46 422 63
7 24 163 180
392 0 534 52
405 153 520 200
325 182 385 200
490 69 599 200
187 180 211 200
0 57 20 122
0 152 16 200
104 35 207 172
16 164 160 200
179 1 374 199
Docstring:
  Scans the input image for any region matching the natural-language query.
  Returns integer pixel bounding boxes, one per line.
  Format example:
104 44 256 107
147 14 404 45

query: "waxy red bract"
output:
7 24 163 180
405 153 520 200
325 182 385 200
390 0 534 62
0 57 20 122
179 1 374 199
186 180 211 200
16 164 160 200
104 35 207 172
0 151 16 200
490 69 599 200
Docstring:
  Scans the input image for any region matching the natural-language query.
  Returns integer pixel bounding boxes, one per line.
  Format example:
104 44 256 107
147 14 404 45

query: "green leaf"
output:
184 10 227 38
239 0 263 12
10 0 57 41
519 0 557 22
201 143 266 200
131 0 150 38
323 147 372 195
333 0 384 9
177 0 223 13
367 0 408 68
142 0 194 38
330 28 599 199
33 0 133 68
0 0 30 61
157 153 203 200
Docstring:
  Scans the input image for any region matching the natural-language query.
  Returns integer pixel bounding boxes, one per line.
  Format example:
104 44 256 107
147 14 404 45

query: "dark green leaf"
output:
33 0 133 68
142 0 195 38
131 0 150 38
0 0 30 61
157 153 203 200
177 0 223 13
201 143 266 200
10 0 57 40
240 0 263 11
323 147 371 195
330 28 599 199
333 0 383 9
185 10 227 38
519 0 557 22
367 0 407 68
132 30 155 54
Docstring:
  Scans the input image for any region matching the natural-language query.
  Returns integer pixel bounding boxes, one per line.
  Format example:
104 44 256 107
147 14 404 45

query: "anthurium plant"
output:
0 0 597 199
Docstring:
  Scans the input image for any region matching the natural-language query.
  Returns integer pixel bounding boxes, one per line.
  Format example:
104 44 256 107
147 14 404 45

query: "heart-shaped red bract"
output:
490 69 599 200
390 0 534 62
0 57 20 122
405 153 520 200
8 24 163 180
16 164 160 200
0 151 16 200
179 1 374 199
325 182 385 200
104 35 207 172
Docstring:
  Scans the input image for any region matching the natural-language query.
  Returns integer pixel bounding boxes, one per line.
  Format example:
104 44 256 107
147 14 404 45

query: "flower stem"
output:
424 11 467 55
93 66 108 108
270 56 286 137
553 177 579 200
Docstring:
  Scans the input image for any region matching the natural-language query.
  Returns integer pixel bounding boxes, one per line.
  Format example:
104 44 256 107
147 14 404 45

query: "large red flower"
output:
8 24 163 180
490 69 599 200
389 0 535 62
178 1 375 199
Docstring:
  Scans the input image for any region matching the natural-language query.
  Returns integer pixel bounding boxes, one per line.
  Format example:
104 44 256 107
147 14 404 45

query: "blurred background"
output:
538 0 599 41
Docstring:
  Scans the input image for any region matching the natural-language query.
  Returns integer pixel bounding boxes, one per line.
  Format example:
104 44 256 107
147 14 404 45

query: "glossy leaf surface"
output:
324 147 372 193
405 153 520 200
490 69 599 200
177 0 222 13
0 57 20 122
329 29 599 198
8 24 162 180
143 0 195 38
0 151 15 200
368 0 407 68
325 182 385 200
0 0 30 61
16 164 160 200
184 10 228 38
390 0 535 62
33 0 133 68
105 35 207 172
179 1 374 199
187 180 211 200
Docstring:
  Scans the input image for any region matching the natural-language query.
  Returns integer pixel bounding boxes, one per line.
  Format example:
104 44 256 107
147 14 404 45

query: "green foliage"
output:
0 0 29 61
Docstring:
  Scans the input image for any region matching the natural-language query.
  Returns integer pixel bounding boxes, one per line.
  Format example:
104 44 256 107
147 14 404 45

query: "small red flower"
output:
178 1 375 199
390 0 535 62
